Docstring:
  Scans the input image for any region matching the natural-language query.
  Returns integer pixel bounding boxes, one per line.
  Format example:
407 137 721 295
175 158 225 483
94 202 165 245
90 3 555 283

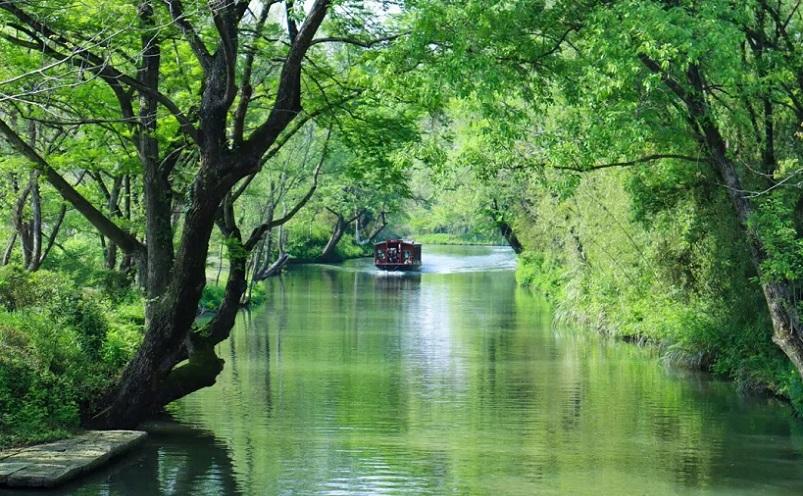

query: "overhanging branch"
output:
310 33 407 47
550 153 704 172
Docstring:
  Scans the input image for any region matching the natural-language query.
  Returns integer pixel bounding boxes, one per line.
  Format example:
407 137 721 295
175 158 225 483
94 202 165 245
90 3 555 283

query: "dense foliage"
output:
0 266 142 447
4 0 803 446
386 0 803 407
0 0 421 443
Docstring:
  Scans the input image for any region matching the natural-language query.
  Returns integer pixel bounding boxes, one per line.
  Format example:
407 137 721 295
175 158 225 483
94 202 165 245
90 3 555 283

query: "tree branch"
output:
550 154 704 172
39 203 67 265
232 0 271 145
162 0 212 70
242 0 330 159
0 116 145 255
309 33 405 47
243 128 330 250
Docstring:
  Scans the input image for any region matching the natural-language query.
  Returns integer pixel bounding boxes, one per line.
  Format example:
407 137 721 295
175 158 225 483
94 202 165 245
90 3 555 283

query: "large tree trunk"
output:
675 63 803 381
138 8 174 302
88 167 227 428
153 196 249 408
86 6 223 428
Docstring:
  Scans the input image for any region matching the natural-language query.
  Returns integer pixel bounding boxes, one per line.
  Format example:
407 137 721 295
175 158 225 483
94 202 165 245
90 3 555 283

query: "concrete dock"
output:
0 430 146 488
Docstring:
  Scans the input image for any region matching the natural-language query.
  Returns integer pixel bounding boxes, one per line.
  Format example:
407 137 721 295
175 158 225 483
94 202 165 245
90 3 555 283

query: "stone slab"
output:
0 430 146 488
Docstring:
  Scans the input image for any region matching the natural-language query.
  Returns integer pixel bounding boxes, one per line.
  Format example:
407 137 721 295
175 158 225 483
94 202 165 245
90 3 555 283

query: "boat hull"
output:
375 263 421 271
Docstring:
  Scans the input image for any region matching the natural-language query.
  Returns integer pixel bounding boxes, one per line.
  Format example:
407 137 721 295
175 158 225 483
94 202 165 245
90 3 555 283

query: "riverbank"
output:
405 233 505 246
516 251 803 411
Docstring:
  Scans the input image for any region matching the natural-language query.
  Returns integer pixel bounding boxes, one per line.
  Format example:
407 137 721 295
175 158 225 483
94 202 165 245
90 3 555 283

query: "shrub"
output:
0 312 83 448
0 267 144 448
200 282 268 313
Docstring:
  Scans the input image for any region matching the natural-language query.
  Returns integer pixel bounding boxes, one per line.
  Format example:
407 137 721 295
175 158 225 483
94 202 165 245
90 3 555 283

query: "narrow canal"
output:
21 246 803 495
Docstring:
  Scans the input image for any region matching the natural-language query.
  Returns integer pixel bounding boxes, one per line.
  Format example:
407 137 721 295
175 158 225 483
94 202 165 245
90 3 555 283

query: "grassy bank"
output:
513 168 803 413
516 249 803 411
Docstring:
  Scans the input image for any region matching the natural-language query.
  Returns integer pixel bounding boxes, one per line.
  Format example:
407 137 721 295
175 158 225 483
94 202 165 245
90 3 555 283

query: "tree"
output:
392 0 803 383
597 0 803 381
0 0 407 427
314 106 416 261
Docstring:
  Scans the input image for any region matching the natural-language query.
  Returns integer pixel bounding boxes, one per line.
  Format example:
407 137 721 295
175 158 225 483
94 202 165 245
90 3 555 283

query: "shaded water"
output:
10 245 803 495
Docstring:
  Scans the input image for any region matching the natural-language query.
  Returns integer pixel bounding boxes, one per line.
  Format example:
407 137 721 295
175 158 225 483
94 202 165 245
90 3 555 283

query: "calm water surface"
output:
10 245 803 495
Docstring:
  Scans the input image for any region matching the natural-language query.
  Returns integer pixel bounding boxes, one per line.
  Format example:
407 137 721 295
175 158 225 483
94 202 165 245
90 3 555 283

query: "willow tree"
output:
0 0 404 427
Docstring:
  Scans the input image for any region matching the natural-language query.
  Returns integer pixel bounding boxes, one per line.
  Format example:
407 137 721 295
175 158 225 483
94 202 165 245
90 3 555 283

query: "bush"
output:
0 267 144 448
0 312 83 448
247 283 268 307
64 294 108 359
200 282 268 313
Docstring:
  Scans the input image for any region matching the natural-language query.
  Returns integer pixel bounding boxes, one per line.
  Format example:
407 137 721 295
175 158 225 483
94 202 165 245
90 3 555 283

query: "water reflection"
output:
15 245 803 495
373 272 422 292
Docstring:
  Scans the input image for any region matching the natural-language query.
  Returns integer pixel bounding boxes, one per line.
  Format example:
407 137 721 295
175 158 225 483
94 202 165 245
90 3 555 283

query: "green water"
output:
17 246 803 495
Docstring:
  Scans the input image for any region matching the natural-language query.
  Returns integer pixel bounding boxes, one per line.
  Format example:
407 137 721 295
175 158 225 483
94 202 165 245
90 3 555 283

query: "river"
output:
14 245 803 495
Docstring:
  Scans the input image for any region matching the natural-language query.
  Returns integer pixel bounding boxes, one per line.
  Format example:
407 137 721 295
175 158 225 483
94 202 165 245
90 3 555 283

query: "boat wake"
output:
323 245 516 275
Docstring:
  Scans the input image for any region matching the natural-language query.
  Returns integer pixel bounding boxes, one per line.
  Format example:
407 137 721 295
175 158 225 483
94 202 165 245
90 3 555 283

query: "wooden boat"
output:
374 239 422 271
